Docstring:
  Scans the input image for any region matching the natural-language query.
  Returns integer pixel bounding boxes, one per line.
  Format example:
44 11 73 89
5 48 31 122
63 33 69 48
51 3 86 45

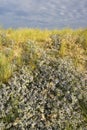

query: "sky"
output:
0 0 87 29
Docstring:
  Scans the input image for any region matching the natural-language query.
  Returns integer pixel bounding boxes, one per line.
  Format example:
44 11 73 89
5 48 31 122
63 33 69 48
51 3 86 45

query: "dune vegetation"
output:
0 28 87 129
0 28 87 83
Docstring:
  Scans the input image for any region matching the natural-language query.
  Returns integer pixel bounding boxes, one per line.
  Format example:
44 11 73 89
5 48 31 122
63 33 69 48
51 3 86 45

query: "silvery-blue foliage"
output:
0 57 87 130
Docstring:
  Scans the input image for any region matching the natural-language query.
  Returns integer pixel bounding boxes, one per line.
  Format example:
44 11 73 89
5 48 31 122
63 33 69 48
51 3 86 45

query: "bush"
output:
0 33 14 47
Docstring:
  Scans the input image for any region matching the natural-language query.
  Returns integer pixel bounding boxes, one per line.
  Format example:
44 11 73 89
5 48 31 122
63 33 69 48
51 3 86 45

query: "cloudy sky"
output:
0 0 87 29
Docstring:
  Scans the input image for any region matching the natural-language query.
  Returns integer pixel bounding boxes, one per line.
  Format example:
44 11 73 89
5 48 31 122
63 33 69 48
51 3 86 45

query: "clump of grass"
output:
0 53 12 83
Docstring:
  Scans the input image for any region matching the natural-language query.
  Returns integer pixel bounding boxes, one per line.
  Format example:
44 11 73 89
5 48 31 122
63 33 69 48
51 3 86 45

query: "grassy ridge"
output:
0 28 87 83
